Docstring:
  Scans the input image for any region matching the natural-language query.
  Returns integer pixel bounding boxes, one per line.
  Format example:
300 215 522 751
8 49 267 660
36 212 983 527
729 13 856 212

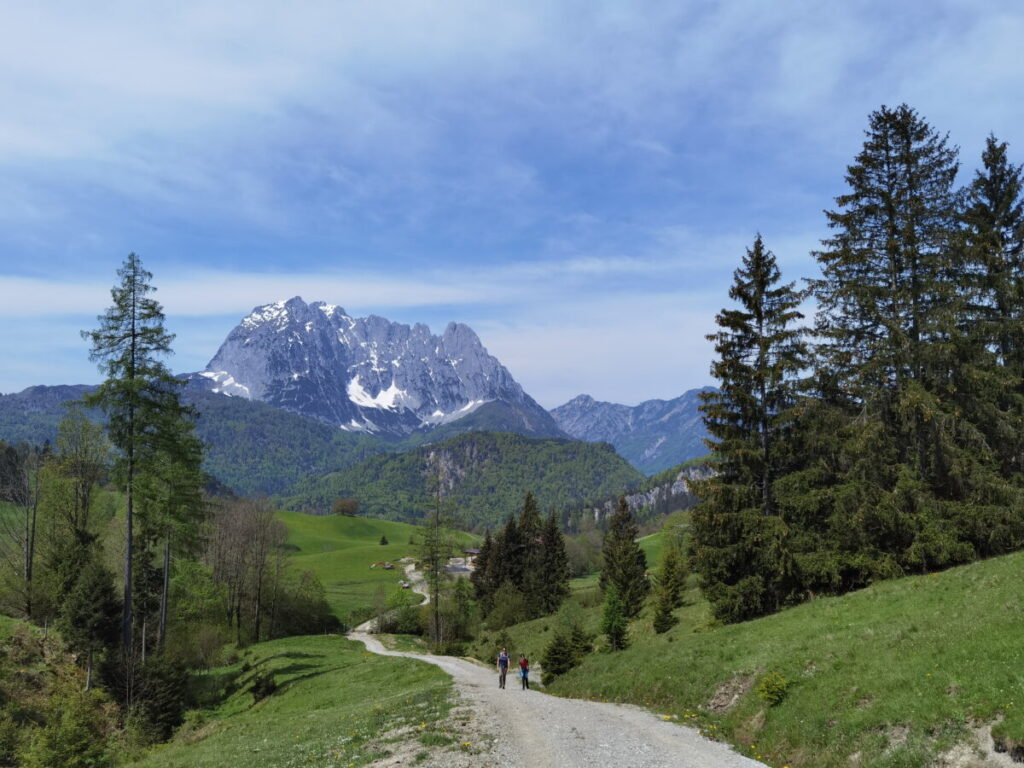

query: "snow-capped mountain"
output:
549 387 713 474
192 296 561 438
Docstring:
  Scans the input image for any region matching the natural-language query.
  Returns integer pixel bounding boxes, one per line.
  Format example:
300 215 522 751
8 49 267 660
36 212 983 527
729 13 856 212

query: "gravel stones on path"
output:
351 630 767 768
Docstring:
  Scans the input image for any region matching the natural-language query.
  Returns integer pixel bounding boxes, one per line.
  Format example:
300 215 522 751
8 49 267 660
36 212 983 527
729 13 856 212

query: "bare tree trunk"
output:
267 555 282 640
123 428 134 656
158 536 170 650
253 579 262 642
26 461 38 619
85 650 93 692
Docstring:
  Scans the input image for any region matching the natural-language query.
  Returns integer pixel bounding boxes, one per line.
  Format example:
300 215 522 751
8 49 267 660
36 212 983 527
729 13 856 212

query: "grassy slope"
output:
278 511 478 621
472 530 1024 768
132 635 464 768
0 614 20 641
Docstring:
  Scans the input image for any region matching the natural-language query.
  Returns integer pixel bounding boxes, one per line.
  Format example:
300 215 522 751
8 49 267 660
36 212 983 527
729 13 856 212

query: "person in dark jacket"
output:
496 647 510 689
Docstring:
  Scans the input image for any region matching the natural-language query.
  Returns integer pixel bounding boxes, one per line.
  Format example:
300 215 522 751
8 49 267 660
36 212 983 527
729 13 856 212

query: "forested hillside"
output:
283 431 645 528
0 385 391 495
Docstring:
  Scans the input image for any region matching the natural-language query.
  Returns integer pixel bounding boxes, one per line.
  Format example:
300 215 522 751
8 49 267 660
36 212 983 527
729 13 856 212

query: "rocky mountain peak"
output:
192 296 561 439
550 387 714 474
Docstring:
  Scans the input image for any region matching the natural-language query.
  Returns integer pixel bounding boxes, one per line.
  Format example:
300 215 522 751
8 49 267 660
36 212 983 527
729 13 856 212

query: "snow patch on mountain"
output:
192 296 561 438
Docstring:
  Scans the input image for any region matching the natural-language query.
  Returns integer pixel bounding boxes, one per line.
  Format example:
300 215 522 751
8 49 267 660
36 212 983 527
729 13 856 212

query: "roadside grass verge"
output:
132 634 462 768
548 551 1024 768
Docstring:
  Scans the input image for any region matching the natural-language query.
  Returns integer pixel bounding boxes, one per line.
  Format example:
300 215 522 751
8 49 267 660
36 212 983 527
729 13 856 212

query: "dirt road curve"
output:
350 626 767 768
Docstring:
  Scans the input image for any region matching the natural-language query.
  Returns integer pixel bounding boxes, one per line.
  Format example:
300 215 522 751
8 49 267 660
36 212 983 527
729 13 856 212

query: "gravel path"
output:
352 566 766 768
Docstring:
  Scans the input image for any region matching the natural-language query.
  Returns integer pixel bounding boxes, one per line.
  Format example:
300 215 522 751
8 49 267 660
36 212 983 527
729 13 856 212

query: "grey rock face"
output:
550 387 714 474
586 462 714 525
193 296 559 437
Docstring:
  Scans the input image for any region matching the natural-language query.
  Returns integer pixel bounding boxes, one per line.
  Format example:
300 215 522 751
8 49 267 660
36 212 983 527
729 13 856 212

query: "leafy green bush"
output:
756 671 790 706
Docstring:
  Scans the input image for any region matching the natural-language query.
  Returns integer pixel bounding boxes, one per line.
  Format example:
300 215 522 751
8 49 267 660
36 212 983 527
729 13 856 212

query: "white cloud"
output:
477 295 719 408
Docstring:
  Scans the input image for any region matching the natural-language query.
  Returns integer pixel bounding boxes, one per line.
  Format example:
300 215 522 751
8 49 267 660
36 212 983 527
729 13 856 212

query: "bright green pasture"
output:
132 635 464 768
638 531 664 569
277 512 477 621
551 550 1024 768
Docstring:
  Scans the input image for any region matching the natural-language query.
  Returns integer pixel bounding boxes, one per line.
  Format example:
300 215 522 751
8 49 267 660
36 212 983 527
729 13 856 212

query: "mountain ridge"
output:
550 386 713 473
192 296 562 439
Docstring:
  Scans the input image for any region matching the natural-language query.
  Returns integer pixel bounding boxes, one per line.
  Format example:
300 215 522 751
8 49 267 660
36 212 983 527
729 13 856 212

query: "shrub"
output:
485 583 529 629
19 687 113 768
135 656 191 741
541 633 576 685
652 586 678 634
757 671 790 706
250 673 277 702
600 586 629 651
541 626 592 685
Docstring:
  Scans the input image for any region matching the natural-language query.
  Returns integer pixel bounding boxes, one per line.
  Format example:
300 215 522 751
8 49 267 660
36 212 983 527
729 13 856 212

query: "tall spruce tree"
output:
599 497 648 618
470 529 493 604
962 135 1024 478
82 254 178 658
964 135 1024 370
539 511 570 613
691 234 806 622
809 105 1023 576
517 492 545 610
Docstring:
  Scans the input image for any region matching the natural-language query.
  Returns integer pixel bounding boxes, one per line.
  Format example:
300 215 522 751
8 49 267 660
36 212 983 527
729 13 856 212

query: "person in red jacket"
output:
518 653 530 690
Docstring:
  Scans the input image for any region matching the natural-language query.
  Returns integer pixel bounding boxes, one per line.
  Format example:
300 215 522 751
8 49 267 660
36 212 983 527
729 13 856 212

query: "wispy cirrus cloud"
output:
3 1 1024 402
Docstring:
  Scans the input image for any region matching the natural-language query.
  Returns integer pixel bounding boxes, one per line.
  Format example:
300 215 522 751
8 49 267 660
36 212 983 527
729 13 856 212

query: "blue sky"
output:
2 1 1024 407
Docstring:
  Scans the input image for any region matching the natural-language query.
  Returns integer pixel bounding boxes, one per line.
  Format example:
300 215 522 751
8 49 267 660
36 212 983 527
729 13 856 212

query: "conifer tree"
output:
691 234 805 622
59 557 121 690
472 496 569 619
539 511 570 613
651 584 677 634
470 530 493 604
809 105 1023 575
599 497 648 618
83 254 180 660
656 539 687 610
964 134 1024 371
540 632 576 684
600 584 628 651
962 135 1024 477
493 515 522 592
517 492 545 609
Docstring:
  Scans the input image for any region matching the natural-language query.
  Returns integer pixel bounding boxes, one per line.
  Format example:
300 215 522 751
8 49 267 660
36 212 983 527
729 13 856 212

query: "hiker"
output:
518 653 530 690
496 647 510 689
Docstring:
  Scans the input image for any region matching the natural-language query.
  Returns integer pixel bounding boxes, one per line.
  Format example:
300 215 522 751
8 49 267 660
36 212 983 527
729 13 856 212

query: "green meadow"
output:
131 635 470 768
276 511 478 622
